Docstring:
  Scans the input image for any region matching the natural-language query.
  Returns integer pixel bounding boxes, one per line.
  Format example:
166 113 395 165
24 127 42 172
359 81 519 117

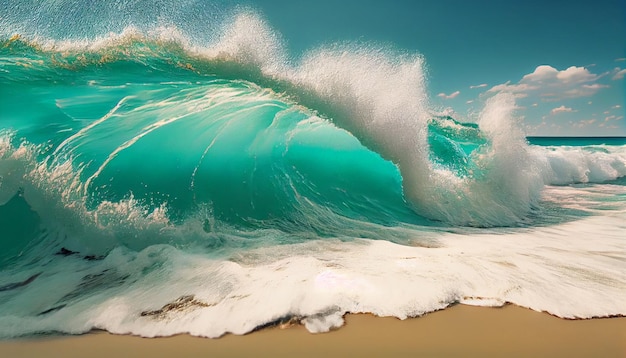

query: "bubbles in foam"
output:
294 46 429 160
2 206 625 338
201 11 287 73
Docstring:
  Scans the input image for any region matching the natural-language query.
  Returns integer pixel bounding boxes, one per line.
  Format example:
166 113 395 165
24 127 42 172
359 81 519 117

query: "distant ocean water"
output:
1 1 625 338
527 137 626 147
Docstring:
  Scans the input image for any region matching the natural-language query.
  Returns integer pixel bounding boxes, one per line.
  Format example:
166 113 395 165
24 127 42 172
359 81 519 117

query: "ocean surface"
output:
1 1 625 338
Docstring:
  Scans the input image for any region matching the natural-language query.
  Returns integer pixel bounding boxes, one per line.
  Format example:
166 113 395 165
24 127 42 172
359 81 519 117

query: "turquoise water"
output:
527 137 626 147
1 1 625 339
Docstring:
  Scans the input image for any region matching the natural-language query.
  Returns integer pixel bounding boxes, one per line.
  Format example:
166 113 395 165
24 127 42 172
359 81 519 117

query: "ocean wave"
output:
1 11 625 230
1 21 545 228
532 145 626 185
1 2 626 339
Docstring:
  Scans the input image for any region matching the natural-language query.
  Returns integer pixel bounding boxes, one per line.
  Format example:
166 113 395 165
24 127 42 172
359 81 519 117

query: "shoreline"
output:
1 304 625 357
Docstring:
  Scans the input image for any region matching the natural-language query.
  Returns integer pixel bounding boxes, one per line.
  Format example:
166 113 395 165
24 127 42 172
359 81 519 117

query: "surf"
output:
1 2 625 339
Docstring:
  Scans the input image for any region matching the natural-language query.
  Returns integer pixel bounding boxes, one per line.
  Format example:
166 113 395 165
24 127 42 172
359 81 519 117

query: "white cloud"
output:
582 84 607 89
599 123 620 129
437 91 460 99
604 115 623 122
488 65 605 100
573 119 596 128
554 84 608 99
469 83 487 89
612 105 622 109
616 58 626 62
613 68 626 80
466 100 474 104
519 65 597 84
557 83 609 98
556 66 597 83
521 65 558 82
488 81 536 98
550 105 576 115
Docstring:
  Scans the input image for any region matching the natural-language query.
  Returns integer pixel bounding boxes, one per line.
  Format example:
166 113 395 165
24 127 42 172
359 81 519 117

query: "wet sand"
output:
1 304 625 357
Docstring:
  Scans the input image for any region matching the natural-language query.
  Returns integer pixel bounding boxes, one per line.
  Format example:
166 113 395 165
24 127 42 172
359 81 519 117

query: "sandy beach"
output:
1 304 624 358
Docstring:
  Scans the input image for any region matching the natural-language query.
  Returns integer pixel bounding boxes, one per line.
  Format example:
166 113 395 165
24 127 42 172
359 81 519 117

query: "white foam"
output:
531 145 626 185
1 187 624 338
0 131 175 253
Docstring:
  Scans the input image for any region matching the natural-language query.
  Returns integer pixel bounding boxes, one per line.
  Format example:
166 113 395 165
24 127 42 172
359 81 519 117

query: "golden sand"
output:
1 304 625 357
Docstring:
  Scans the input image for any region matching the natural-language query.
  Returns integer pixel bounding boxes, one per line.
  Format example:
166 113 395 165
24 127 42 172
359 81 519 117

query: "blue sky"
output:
248 0 625 136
